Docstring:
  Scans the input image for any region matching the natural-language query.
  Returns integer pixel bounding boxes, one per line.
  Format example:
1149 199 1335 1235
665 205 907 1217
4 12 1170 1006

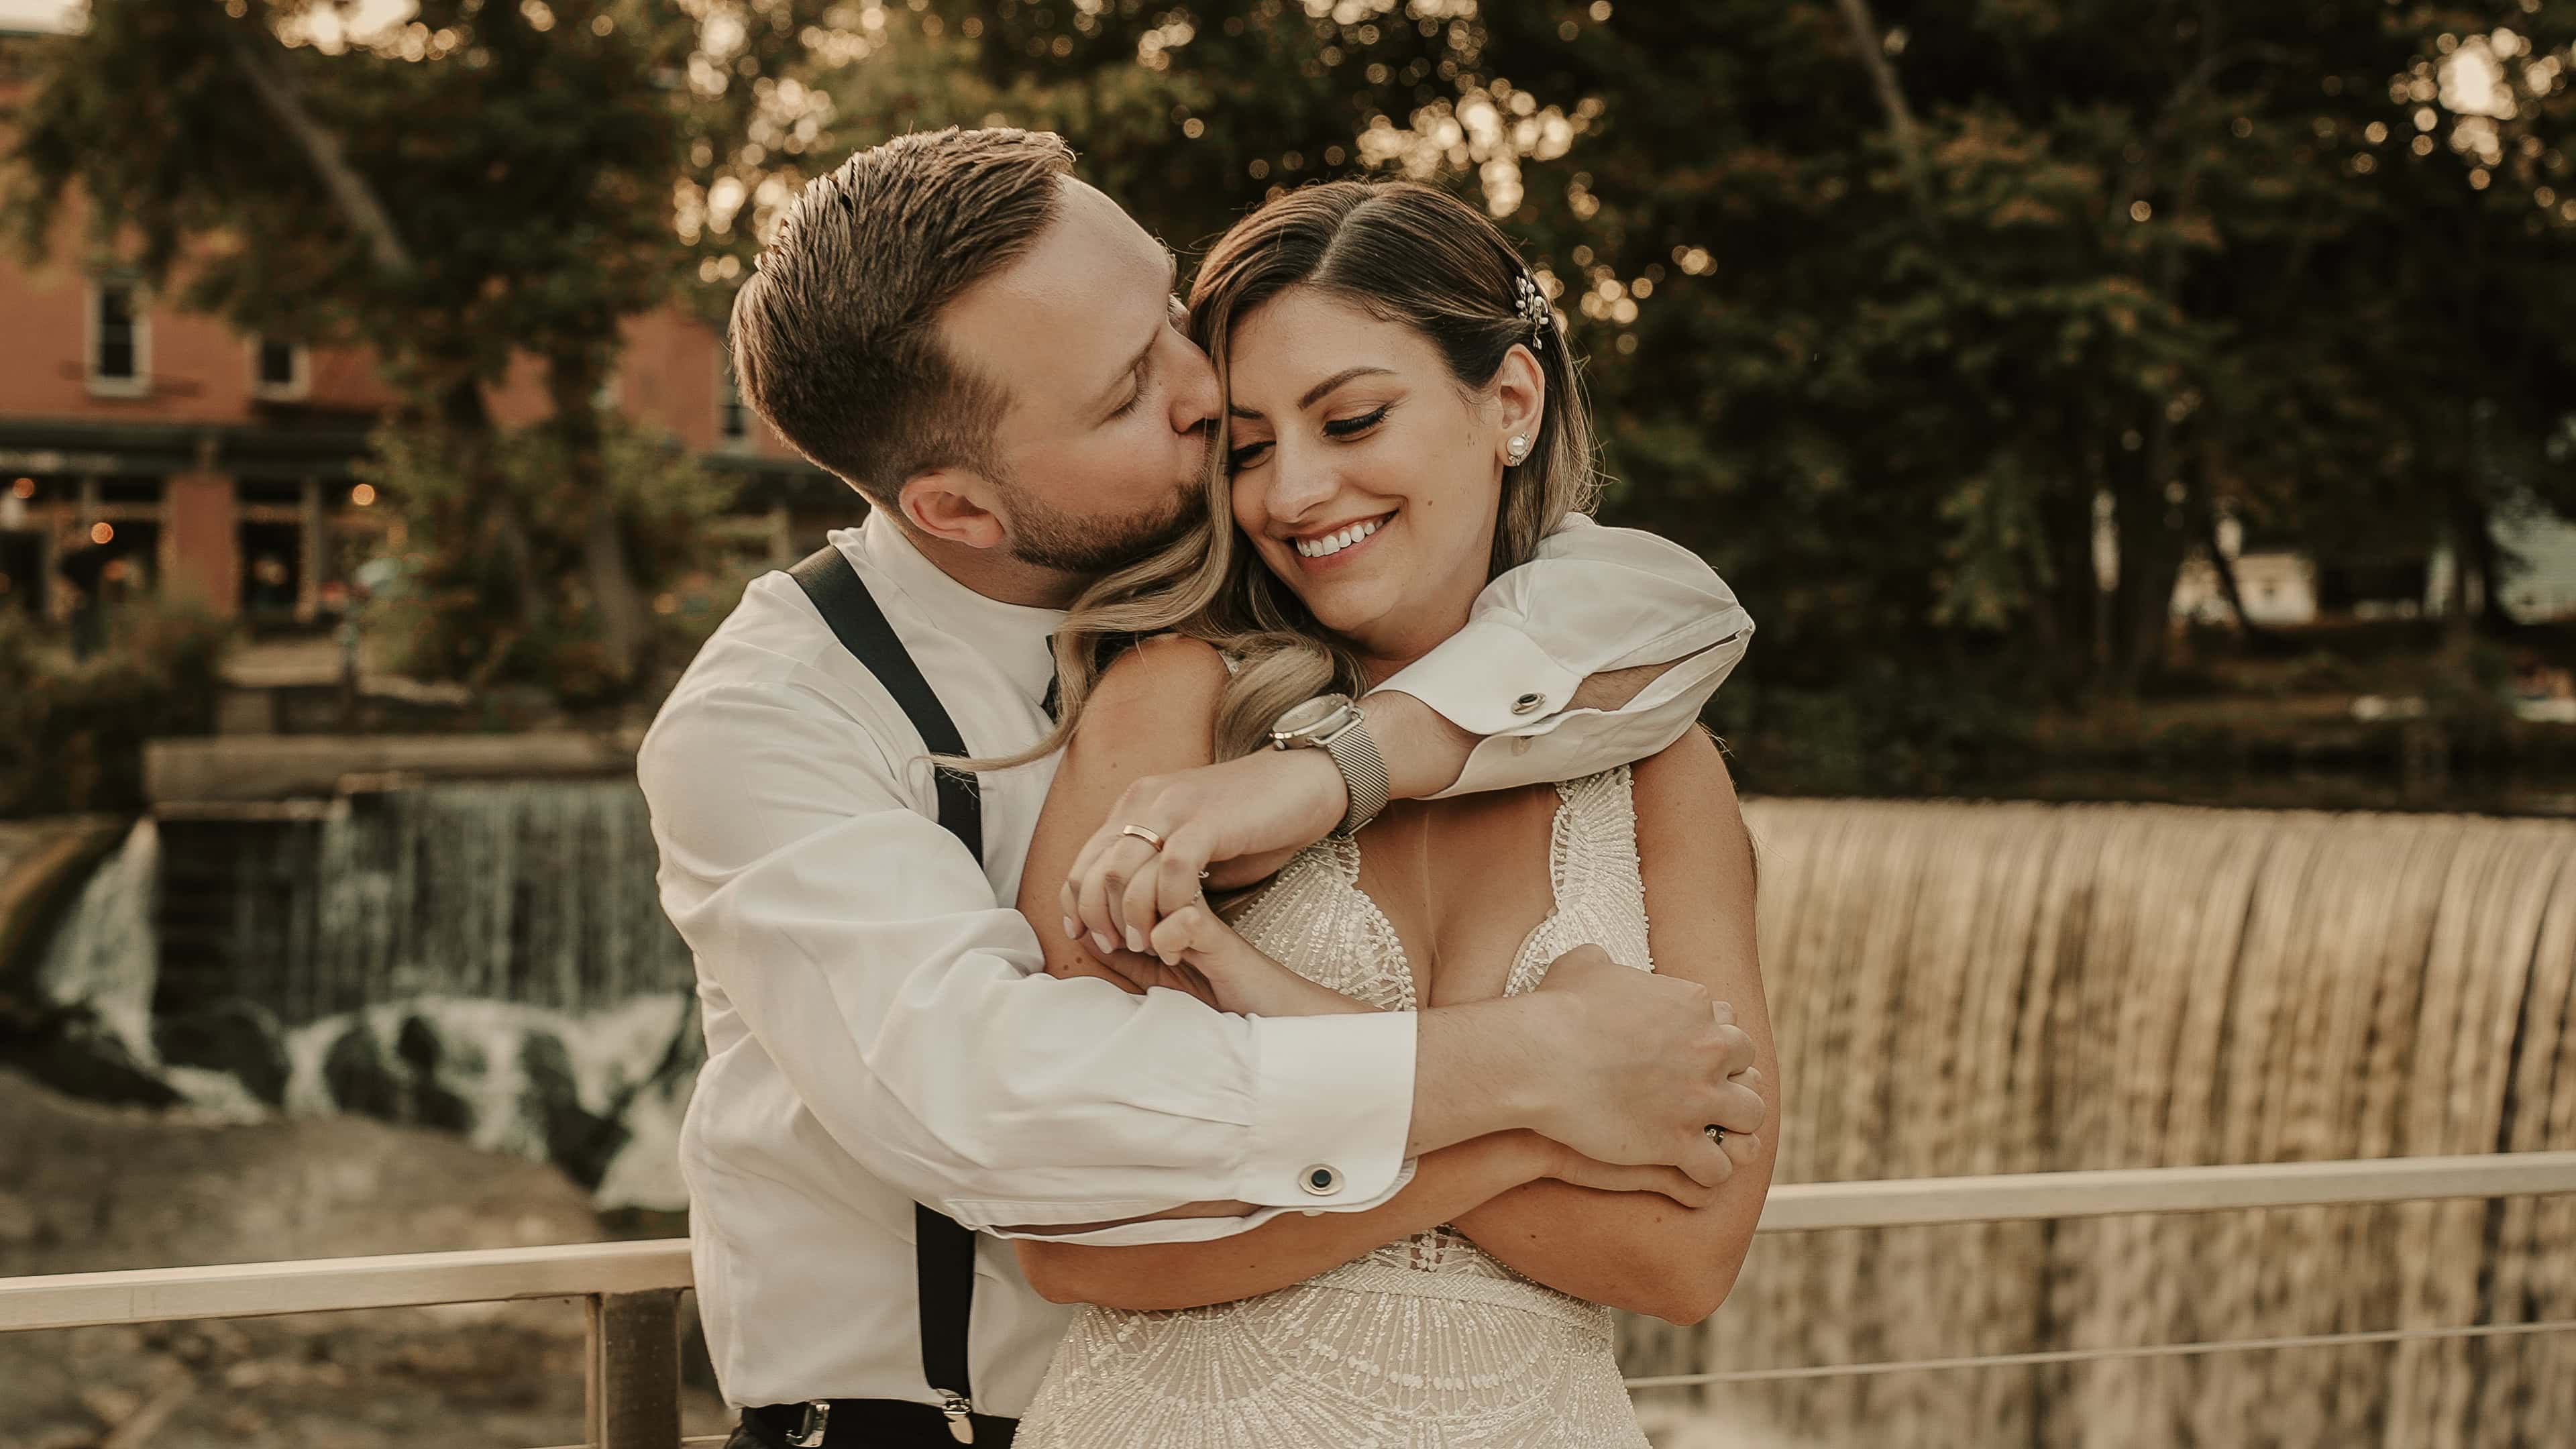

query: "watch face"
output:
1273 694 1350 739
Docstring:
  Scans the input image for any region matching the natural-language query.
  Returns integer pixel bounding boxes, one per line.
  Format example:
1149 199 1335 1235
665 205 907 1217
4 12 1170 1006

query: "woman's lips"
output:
1289 512 1393 573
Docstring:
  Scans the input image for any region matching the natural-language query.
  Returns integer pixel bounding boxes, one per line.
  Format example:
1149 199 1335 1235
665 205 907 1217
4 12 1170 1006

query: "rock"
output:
154 1000 291 1108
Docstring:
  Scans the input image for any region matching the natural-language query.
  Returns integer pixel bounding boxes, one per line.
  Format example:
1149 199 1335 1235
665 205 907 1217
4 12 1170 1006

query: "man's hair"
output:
729 127 1077 504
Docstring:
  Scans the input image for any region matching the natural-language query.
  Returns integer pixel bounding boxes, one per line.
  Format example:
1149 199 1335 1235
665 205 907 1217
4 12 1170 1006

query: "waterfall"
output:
154 779 693 1026
28 780 700 1208
1623 797 2576 1448
34 816 160 1070
26 786 2576 1436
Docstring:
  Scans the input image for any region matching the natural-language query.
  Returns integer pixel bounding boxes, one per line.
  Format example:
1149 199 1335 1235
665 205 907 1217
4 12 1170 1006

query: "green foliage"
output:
14 0 2576 779
0 602 231 818
357 420 735 705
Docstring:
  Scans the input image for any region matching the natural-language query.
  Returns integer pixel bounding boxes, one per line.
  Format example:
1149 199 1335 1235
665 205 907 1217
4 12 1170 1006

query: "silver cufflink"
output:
1510 692 1546 716
1299 1164 1342 1196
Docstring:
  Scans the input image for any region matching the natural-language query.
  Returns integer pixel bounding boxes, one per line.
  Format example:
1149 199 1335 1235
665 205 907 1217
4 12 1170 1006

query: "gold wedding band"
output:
1120 824 1167 850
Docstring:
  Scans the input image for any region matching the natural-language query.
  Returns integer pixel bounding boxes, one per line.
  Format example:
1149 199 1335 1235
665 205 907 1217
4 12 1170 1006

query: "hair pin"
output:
1511 272 1550 352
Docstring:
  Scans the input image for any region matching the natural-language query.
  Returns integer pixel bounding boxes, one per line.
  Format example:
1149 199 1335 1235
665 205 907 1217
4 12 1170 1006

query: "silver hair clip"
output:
1511 272 1550 352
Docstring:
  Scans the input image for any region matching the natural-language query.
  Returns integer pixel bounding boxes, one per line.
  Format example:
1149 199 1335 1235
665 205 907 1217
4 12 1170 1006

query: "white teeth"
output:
1295 517 1383 559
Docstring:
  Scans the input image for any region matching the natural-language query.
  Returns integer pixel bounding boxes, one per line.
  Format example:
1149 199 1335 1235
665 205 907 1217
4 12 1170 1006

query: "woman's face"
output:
1222 286 1521 665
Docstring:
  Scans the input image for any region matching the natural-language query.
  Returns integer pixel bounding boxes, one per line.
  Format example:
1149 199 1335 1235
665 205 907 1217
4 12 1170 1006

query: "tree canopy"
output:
11 1 2574 778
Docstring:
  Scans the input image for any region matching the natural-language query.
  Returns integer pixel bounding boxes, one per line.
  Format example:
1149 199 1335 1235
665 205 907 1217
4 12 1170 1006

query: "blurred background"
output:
1 1 2574 1446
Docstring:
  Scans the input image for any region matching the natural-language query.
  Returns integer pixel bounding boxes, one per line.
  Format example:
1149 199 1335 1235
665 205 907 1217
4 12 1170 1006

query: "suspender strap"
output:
788 545 983 1438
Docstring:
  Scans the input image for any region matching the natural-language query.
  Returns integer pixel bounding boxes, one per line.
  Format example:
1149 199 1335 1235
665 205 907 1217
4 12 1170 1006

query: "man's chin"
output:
1009 493 1206 578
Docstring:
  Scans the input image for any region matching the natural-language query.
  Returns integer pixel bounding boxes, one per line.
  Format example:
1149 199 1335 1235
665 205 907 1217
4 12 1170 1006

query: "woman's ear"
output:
1493 342 1547 465
898 468 1008 550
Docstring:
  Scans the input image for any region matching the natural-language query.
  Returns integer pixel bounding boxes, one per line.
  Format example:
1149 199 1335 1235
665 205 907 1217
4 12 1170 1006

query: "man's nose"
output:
1168 331 1221 440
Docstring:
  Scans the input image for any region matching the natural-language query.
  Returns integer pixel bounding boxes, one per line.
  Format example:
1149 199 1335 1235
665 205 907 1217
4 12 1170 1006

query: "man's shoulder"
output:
639 567 892 778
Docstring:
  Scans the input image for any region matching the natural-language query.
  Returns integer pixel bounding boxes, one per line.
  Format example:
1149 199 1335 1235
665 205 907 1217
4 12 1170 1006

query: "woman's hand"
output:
1539 1142 1724 1210
1059 747 1346 959
1146 901 1378 1017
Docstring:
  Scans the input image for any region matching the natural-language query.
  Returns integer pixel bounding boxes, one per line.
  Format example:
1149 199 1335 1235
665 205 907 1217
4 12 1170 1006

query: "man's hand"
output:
1533 946 1766 1187
1060 746 1346 957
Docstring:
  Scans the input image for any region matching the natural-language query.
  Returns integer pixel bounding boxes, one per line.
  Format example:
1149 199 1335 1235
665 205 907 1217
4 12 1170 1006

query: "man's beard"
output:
1000 474 1208 578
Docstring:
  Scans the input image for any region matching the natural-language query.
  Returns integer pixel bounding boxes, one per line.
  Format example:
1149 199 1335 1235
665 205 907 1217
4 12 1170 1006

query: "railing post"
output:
586 1289 682 1449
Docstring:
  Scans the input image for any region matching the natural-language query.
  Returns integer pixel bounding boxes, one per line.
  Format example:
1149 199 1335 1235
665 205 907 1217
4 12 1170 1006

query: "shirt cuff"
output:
1234 1010 1415 1209
1371 617 1584 741
979 1160 1421 1246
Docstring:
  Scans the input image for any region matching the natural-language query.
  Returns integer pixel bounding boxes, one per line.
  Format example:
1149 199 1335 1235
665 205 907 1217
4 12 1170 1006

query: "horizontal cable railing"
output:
5 1152 2575 1444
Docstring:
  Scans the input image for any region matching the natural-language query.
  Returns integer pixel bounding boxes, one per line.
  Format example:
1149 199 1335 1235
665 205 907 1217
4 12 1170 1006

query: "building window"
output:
717 353 749 447
88 280 150 396
251 336 310 400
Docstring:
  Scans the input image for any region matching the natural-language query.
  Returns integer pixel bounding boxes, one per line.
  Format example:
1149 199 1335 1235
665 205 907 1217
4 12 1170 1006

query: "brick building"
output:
0 16 839 632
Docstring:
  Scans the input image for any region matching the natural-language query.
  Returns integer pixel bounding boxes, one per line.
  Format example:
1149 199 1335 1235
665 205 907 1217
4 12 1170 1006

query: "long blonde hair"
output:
985 180 1602 769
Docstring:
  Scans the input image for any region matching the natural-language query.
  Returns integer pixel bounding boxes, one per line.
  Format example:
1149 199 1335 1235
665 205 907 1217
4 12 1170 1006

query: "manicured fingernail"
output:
1091 931 1116 955
1126 928 1147 955
1062 916 1080 941
1159 951 1179 966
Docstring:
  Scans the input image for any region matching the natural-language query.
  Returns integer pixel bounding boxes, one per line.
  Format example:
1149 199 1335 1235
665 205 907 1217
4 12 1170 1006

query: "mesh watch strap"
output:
1322 714 1392 837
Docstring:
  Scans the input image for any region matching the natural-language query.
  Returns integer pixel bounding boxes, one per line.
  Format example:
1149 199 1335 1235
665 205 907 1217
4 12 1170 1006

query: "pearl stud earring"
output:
1507 435 1529 463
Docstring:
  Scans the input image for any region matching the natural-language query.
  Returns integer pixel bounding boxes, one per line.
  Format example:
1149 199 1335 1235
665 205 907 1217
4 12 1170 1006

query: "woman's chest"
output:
1350 787 1565 1006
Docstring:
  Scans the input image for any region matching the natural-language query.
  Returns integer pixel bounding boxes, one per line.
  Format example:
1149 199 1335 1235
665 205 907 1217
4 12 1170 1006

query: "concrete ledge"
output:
145 732 643 806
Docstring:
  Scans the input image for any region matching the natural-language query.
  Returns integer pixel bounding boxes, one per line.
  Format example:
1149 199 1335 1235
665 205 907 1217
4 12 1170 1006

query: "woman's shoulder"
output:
1072 635 1230 762
1091 633 1230 704
1626 727 1736 817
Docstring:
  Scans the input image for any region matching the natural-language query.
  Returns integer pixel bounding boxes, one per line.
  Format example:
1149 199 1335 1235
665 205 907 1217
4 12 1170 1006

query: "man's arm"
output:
1063 517 1750 944
1377 513 1754 798
1025 639 1763 1199
638 671 1416 1242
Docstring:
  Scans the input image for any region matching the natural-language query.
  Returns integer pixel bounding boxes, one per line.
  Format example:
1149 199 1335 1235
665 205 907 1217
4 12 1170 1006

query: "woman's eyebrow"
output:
1297 366 1395 409
1229 365 1397 420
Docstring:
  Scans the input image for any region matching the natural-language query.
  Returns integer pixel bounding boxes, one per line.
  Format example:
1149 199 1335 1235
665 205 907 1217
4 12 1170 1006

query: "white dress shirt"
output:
637 509 1754 1414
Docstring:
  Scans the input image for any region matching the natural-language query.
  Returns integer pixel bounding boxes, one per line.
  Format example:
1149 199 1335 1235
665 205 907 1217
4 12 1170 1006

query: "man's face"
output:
936 178 1220 577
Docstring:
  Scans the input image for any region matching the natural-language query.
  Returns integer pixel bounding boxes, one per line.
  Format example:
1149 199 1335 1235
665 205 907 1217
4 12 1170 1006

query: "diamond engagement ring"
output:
1120 824 1167 850
1704 1124 1725 1145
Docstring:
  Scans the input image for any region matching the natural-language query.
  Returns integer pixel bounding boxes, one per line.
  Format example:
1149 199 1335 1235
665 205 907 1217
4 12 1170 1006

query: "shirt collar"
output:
846 508 1067 707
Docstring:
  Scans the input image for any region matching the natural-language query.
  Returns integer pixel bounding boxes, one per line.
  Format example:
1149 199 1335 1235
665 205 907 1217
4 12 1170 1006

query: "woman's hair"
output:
985 179 1601 769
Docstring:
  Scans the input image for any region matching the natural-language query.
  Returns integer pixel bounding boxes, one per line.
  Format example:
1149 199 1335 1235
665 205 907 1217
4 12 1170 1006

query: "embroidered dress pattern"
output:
1014 769 1655 1448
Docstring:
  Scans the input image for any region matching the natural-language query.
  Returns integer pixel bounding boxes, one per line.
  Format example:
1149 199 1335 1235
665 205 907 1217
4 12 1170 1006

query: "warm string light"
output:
89 522 114 545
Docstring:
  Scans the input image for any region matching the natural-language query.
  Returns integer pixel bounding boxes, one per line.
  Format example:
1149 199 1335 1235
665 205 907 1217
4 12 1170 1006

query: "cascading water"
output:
29 779 700 1209
1628 797 2576 1449
26 787 2576 1440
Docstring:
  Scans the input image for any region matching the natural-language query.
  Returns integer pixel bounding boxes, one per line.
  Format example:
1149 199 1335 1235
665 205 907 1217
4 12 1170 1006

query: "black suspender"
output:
788 545 985 1442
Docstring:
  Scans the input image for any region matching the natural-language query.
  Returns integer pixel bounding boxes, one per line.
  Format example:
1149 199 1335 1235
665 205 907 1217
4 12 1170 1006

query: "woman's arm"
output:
1446 732 1778 1325
1016 1129 1721 1309
1016 635 1342 1012
1017 1130 1535 1308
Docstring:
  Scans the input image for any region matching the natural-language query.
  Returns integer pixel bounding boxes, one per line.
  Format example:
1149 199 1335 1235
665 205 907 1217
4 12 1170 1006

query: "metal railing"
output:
6 1152 2575 1446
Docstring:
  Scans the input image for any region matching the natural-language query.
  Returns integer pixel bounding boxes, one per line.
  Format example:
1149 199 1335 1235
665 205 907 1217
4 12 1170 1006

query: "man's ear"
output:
898 468 1007 551
1493 343 1547 460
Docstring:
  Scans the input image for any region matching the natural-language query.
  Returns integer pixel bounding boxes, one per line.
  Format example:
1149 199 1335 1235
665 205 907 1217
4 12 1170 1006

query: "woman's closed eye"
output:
1227 404 1393 473
1324 402 1392 439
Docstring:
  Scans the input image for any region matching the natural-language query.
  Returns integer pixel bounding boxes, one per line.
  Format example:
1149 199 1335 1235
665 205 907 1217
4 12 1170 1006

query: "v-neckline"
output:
1322 782 1576 1011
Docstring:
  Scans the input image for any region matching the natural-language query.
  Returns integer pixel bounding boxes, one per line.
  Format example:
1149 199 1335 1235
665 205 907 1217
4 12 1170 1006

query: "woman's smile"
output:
1286 510 1396 570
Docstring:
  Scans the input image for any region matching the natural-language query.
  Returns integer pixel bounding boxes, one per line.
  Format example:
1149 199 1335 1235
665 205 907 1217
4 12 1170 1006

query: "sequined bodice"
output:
1014 769 1656 1449
1225 768 1655 1284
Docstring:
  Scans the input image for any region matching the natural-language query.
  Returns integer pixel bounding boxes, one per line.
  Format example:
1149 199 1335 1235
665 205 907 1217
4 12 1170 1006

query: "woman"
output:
1004 180 1777 1447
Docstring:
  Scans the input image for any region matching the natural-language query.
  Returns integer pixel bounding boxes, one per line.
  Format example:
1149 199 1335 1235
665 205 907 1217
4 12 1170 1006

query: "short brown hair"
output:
729 127 1076 504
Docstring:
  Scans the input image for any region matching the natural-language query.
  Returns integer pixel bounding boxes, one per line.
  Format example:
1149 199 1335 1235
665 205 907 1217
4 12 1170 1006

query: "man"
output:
639 127 1763 1449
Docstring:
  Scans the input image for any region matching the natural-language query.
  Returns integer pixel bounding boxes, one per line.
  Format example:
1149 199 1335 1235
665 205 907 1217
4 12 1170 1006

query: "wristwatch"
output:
1270 692 1392 838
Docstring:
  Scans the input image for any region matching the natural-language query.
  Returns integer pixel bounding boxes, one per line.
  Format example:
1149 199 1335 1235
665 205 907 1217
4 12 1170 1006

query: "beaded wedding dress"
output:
1014 769 1654 1449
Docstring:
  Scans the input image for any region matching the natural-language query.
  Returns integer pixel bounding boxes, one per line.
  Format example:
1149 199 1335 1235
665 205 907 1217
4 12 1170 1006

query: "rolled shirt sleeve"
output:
1375 515 1756 797
641 676 1414 1244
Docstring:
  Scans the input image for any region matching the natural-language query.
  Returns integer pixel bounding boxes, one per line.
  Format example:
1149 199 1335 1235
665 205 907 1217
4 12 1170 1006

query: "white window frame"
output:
85 278 150 398
248 336 311 402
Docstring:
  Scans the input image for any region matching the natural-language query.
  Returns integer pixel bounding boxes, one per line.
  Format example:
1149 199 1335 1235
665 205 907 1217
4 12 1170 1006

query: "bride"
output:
1002 180 1777 1448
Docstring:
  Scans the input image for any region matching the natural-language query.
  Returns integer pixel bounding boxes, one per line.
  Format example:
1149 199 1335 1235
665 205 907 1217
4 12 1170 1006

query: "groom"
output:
641 127 1764 1449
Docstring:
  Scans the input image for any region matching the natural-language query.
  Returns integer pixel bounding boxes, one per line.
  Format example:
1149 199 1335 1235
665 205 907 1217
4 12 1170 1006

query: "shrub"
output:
0 600 231 818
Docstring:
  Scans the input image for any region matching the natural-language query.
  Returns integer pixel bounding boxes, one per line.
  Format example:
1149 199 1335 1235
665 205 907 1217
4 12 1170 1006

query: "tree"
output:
5 0 826 698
